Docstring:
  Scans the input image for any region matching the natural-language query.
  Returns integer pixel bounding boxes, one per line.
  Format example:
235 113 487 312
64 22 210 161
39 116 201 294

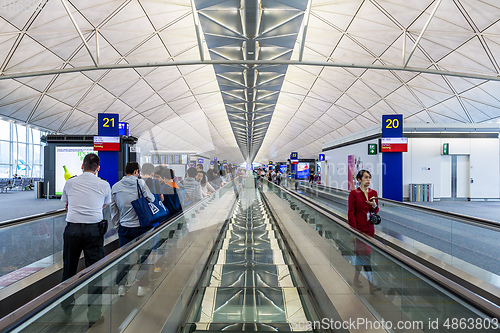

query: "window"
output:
0 119 47 178
0 165 9 178
0 122 9 141
0 141 9 164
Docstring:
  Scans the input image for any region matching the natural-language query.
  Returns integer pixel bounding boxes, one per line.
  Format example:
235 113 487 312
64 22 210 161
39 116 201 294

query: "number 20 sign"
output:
382 114 403 138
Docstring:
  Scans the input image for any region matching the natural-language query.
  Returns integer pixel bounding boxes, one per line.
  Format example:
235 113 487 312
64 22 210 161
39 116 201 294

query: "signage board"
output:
381 137 408 152
290 152 299 164
118 122 129 136
98 113 119 136
198 158 204 164
443 143 449 155
93 136 120 151
382 114 403 138
368 144 377 155
319 154 325 161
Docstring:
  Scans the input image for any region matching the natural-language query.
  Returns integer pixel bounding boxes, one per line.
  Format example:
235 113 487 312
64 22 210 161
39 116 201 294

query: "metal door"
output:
451 155 457 198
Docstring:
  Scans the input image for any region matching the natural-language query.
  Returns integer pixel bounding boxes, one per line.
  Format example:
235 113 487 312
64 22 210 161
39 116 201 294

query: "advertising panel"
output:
296 162 309 179
348 155 364 191
280 164 287 174
55 147 97 195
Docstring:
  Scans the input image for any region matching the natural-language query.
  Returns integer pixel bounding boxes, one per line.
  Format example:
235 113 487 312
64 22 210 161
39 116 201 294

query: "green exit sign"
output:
443 143 449 155
368 144 377 155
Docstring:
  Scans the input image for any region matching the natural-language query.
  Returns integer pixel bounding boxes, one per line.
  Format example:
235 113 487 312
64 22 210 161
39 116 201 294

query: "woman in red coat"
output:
348 170 380 292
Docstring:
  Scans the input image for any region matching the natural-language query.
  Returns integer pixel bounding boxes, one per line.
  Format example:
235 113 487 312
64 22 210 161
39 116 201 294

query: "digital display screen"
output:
381 137 408 152
93 136 120 151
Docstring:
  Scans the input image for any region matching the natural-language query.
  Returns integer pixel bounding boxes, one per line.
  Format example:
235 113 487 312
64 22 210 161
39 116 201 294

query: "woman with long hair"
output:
347 169 380 293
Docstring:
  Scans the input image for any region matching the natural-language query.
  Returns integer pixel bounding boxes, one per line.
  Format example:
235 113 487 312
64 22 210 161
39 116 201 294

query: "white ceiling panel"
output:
0 0 498 165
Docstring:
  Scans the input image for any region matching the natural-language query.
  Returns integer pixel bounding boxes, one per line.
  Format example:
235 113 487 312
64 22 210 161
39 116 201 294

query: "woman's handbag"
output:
370 213 381 225
131 180 169 228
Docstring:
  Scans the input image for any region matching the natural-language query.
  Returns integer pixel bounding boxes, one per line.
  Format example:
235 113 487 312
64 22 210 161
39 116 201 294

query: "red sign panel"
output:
94 136 120 151
381 137 408 152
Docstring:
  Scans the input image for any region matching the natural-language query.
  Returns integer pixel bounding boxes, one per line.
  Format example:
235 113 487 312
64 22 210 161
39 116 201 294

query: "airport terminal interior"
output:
1 0 500 332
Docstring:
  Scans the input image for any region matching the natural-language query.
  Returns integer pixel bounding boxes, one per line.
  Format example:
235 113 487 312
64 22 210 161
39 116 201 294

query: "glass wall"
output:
0 119 48 178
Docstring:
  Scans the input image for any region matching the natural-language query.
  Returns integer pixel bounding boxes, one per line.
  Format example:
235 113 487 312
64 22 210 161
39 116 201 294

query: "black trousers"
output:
61 223 104 322
116 225 151 287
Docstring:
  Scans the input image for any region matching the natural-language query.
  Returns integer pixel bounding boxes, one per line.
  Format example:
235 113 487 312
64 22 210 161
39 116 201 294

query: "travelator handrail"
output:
293 180 500 230
0 209 66 229
0 181 236 332
261 179 500 320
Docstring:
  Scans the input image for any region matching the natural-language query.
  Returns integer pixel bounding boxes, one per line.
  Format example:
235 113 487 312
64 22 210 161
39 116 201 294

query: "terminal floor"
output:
0 191 64 222
410 200 500 222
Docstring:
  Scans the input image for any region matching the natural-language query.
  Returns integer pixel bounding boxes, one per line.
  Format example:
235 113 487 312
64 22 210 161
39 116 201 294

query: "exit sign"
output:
368 144 377 155
443 143 449 155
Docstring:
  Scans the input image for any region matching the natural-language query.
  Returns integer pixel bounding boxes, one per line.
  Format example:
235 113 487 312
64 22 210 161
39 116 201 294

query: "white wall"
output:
324 136 500 200
469 139 500 199
405 138 499 200
403 138 442 198
324 139 383 193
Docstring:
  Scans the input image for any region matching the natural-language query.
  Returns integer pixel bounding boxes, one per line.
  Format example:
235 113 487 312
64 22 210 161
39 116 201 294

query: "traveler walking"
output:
60 153 111 325
110 162 155 297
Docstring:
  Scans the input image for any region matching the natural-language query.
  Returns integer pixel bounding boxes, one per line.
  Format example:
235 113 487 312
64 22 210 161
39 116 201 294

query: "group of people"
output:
256 168 286 186
59 154 236 326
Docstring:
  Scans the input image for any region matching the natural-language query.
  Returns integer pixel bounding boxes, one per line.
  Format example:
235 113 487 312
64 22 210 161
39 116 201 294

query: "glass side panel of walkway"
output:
180 182 332 332
287 180 500 289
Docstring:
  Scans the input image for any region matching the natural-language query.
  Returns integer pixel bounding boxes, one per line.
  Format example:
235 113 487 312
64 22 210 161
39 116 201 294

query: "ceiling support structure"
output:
402 30 406 67
60 0 98 67
299 0 312 62
190 0 205 62
193 0 308 162
2 60 500 82
404 0 442 68
95 29 100 66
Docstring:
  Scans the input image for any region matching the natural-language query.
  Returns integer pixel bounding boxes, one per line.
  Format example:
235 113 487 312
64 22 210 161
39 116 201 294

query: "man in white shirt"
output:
60 153 111 325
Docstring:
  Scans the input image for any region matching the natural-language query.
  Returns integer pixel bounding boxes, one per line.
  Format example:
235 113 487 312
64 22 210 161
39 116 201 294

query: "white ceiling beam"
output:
190 0 205 62
298 0 312 62
404 0 443 68
60 0 98 67
2 60 499 82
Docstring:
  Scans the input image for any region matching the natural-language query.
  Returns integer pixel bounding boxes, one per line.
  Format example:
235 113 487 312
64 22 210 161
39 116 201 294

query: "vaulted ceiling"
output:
1 0 500 164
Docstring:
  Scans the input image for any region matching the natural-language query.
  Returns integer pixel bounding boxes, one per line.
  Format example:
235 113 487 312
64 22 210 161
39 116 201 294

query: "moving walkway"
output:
0 177 498 332
288 180 500 307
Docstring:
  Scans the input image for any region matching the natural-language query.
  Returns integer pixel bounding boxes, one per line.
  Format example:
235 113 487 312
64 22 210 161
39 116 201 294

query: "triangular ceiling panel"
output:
0 0 499 165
